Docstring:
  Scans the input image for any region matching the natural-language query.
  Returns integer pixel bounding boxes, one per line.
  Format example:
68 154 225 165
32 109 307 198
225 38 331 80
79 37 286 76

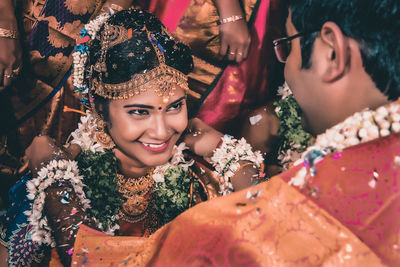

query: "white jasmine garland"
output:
69 110 105 152
289 100 400 190
211 135 264 195
72 13 110 91
25 159 90 246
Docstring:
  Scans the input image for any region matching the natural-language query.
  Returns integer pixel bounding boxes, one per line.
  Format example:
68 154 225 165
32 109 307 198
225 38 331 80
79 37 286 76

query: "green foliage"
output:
76 150 122 230
274 95 313 154
154 166 199 225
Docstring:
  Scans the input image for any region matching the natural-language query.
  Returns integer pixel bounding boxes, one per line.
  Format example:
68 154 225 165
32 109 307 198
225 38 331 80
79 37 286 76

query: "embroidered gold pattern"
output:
92 26 189 100
117 169 156 223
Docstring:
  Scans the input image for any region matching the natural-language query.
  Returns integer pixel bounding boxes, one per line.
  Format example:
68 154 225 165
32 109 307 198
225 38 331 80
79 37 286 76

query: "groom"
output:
179 0 400 264
273 0 400 265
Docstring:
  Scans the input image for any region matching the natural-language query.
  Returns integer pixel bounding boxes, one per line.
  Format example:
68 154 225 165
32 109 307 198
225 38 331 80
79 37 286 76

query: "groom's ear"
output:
318 22 349 83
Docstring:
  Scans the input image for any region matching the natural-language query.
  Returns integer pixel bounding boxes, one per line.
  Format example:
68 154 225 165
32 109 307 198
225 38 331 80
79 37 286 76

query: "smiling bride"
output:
0 9 264 267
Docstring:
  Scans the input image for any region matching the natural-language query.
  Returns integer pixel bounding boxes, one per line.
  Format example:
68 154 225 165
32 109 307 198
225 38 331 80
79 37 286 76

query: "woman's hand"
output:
0 1 22 91
183 118 224 159
215 0 251 63
0 37 21 91
219 19 251 63
25 136 71 175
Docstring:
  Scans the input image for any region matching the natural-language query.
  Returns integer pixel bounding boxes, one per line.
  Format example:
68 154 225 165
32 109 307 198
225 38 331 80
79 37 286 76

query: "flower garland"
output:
274 83 314 169
70 113 196 229
289 100 400 191
26 112 198 245
211 135 264 195
24 160 90 246
72 13 110 105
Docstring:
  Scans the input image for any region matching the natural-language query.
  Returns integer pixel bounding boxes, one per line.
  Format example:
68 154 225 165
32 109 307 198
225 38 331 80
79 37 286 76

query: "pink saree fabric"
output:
146 0 285 134
196 0 284 133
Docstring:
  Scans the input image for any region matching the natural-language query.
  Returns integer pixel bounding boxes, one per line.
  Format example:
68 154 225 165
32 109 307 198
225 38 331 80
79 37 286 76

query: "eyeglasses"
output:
273 31 318 63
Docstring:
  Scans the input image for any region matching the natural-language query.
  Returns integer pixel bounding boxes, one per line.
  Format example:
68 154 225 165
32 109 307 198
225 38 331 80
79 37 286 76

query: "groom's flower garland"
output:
289 100 400 191
274 83 314 169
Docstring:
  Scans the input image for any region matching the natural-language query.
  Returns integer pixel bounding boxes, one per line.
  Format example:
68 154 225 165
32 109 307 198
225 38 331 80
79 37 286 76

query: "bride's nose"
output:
148 115 170 140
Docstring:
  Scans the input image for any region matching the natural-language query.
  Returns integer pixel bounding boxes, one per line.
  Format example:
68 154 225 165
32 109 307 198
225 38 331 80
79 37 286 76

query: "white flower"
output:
153 172 165 183
289 100 400 193
392 122 400 133
277 82 292 99
289 167 307 187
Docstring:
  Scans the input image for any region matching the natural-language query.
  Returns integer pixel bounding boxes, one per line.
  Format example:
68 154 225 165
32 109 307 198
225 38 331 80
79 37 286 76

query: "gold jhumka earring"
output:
95 119 115 149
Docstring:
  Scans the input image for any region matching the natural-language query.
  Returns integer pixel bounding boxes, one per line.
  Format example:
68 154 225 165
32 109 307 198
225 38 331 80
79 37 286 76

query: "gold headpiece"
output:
91 24 189 100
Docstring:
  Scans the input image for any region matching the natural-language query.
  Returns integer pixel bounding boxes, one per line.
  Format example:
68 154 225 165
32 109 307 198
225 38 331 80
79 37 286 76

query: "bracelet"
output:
211 135 264 195
0 27 18 39
233 162 255 176
218 15 244 25
101 3 125 14
26 159 89 246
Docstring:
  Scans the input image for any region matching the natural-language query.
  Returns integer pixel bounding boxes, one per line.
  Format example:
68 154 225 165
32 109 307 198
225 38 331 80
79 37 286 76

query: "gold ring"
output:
237 52 243 56
229 51 236 55
4 74 13 79
12 66 21 75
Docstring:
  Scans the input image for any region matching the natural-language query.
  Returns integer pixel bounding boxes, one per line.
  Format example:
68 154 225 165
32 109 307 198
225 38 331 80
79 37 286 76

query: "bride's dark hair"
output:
86 9 194 120
88 9 193 84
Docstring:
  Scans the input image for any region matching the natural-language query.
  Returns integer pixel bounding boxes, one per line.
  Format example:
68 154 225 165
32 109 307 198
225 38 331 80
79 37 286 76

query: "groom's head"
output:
275 0 400 135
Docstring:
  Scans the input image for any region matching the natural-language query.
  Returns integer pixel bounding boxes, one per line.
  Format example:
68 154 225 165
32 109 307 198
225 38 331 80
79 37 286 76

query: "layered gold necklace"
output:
117 168 156 223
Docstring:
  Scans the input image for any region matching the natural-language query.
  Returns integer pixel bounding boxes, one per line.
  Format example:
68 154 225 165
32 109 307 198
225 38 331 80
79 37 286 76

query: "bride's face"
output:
108 84 188 168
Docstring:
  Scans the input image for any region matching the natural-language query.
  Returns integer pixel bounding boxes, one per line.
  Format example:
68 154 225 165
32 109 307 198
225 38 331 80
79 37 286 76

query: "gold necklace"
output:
117 168 155 223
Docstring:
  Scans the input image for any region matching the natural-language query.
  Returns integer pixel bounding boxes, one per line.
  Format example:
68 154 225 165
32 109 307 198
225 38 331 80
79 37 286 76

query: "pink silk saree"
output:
143 0 285 134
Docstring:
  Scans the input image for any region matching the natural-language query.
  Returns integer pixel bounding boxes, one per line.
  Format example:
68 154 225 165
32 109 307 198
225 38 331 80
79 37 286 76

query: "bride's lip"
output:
139 139 170 152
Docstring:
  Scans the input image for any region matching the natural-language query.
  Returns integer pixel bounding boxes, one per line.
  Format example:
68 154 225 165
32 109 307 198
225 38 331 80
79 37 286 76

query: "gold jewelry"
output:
92 26 189 100
95 119 115 149
237 52 243 56
234 162 256 176
12 66 21 76
117 169 155 223
0 27 18 39
229 51 236 55
101 3 125 14
219 15 244 25
4 73 13 79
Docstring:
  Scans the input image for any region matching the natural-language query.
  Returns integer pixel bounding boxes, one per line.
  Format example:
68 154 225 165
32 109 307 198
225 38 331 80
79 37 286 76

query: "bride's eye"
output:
167 101 184 112
128 109 149 116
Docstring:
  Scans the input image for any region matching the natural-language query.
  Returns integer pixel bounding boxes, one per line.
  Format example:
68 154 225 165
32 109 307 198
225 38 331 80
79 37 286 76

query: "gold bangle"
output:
218 15 244 25
0 27 18 39
233 162 256 176
101 3 125 14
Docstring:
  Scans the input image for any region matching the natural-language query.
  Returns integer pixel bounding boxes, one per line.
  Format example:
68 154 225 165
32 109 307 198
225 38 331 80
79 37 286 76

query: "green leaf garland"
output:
76 150 122 231
154 166 199 225
274 95 314 158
